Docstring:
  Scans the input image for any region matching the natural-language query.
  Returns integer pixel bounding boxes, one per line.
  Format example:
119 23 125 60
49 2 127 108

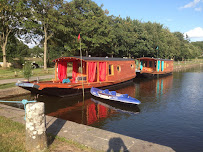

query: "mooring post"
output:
26 102 47 152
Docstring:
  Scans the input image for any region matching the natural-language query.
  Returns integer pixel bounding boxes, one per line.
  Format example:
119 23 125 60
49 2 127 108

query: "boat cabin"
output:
52 56 136 86
136 57 173 75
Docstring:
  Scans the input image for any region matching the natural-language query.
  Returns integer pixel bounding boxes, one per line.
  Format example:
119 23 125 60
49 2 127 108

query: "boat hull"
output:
136 71 172 78
16 79 134 97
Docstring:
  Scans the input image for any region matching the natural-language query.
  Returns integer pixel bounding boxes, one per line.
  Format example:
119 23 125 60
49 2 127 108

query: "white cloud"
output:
181 0 201 9
194 7 202 11
184 27 203 41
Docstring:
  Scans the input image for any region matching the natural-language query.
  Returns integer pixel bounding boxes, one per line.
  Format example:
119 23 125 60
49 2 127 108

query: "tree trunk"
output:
44 27 47 70
1 30 10 68
2 44 7 68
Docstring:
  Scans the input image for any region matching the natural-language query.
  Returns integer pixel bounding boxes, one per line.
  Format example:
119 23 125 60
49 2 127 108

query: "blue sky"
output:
93 0 203 42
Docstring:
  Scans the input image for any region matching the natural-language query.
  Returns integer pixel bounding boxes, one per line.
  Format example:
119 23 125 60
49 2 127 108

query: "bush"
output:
23 62 32 81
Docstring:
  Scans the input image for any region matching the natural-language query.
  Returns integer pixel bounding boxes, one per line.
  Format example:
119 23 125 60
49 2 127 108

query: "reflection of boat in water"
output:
34 82 140 125
134 74 173 99
91 97 140 115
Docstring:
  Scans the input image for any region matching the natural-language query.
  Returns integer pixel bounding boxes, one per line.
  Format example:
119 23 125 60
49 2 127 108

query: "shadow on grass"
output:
46 118 66 146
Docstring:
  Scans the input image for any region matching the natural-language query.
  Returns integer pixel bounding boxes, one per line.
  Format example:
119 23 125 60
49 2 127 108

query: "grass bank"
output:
0 67 55 80
0 67 73 80
173 59 203 68
0 116 98 152
0 83 15 89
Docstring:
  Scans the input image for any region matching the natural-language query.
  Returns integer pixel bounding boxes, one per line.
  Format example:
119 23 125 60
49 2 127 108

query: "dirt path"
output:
0 75 55 85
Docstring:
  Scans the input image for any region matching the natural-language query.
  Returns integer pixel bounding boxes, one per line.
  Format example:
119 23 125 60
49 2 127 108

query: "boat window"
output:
109 64 114 75
131 64 134 69
149 61 153 67
117 65 121 72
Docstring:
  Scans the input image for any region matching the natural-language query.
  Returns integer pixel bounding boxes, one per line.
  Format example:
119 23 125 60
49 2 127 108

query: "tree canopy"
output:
0 0 202 68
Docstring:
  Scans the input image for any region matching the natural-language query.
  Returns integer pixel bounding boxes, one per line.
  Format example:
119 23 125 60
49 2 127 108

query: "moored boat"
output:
16 56 136 97
90 87 141 105
136 57 173 77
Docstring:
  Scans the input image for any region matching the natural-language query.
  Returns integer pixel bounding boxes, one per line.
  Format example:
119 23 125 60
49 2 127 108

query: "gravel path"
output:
0 75 54 85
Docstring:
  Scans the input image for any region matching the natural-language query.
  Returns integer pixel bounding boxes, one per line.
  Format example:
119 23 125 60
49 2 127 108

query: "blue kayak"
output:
90 87 141 105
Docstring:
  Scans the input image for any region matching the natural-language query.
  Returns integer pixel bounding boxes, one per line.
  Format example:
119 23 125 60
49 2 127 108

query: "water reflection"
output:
134 75 173 102
91 98 140 115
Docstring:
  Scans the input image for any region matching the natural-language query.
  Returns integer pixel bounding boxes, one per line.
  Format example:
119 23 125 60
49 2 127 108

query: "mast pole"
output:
79 35 85 100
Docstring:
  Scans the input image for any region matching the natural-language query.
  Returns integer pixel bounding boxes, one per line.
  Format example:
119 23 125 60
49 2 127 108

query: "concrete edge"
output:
0 103 175 152
0 87 30 99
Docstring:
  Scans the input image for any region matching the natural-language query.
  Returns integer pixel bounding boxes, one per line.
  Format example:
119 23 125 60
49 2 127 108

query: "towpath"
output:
0 73 72 85
0 75 55 85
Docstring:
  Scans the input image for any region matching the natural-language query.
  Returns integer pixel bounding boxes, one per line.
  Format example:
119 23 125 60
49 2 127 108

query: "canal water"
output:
4 65 203 152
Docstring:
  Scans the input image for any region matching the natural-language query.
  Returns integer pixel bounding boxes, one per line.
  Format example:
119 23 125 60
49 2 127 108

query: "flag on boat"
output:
78 33 80 41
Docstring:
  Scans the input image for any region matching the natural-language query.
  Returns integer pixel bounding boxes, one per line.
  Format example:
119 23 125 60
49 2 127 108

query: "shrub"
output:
23 62 32 81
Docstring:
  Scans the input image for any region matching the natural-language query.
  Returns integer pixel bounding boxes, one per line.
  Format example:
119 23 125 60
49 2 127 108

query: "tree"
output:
23 61 32 81
27 0 66 70
0 0 28 68
67 0 113 57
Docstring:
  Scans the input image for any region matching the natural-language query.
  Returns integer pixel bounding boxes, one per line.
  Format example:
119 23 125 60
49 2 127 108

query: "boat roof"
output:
136 57 173 61
53 56 134 62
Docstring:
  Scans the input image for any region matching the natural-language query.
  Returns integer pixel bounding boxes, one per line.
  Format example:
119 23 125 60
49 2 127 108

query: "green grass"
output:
173 59 203 67
0 67 54 80
0 67 73 80
0 116 26 152
0 83 16 89
0 116 99 152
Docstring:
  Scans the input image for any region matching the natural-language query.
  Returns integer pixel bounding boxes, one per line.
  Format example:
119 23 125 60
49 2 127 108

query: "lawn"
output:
173 59 203 67
0 67 72 80
0 116 99 152
0 67 55 80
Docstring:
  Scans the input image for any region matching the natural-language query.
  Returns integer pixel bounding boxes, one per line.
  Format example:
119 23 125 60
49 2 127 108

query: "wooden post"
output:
26 102 47 152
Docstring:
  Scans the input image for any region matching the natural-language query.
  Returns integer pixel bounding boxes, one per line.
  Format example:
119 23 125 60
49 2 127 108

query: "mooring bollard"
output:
26 102 47 152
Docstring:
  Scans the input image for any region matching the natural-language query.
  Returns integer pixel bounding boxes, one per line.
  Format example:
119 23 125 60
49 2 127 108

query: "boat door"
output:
140 61 143 70
157 60 160 72
161 61 164 71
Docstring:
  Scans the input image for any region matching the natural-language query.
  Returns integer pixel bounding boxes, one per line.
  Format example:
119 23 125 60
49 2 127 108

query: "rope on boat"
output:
0 99 37 120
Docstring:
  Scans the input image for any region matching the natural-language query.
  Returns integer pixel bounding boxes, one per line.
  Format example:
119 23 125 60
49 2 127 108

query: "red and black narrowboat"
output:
16 56 136 96
136 57 173 77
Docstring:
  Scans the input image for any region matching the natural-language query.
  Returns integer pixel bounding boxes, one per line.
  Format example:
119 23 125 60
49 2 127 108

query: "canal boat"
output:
16 56 136 97
136 57 173 77
90 87 141 105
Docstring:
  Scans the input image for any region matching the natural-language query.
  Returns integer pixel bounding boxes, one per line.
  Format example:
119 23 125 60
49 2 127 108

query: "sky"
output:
93 0 203 42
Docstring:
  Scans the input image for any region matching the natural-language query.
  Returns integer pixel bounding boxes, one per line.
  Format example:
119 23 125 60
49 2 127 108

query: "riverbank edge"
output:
173 62 203 71
0 104 174 152
0 87 30 99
